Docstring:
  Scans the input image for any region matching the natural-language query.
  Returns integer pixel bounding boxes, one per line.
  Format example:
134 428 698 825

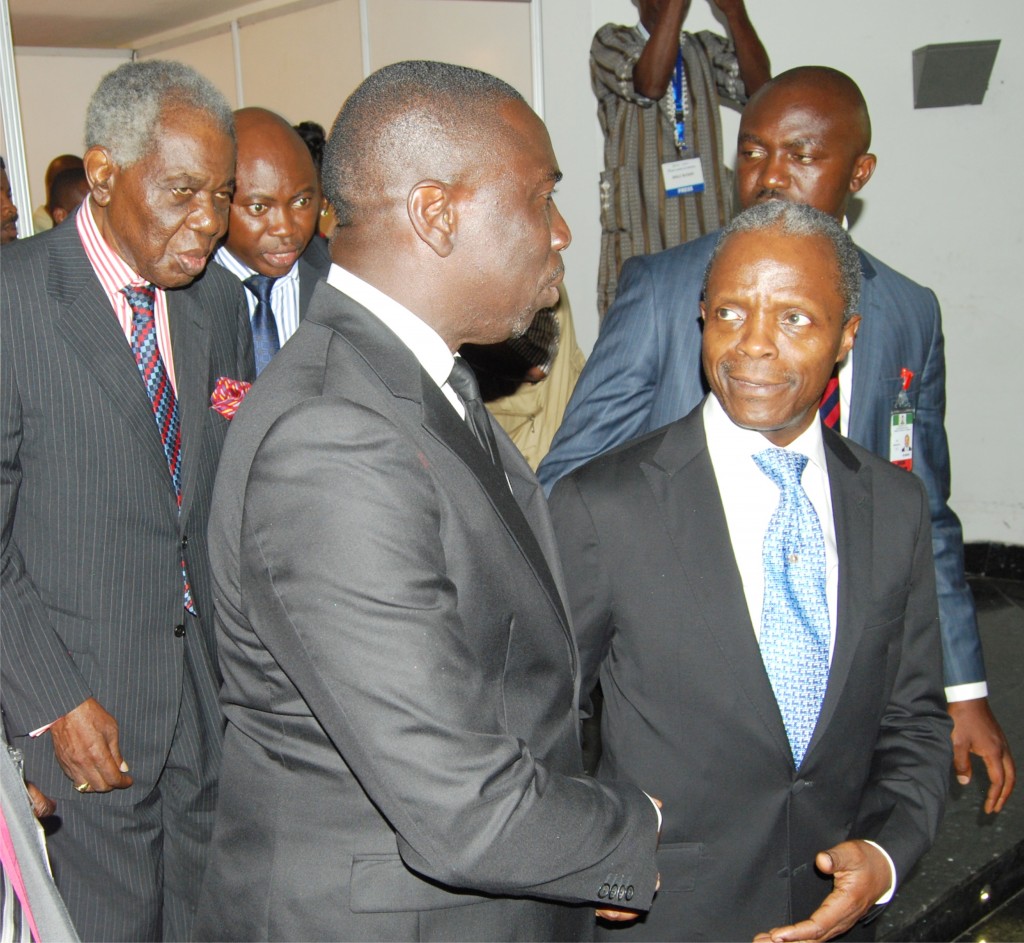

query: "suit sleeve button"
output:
174 624 186 638
625 885 634 901
598 884 610 899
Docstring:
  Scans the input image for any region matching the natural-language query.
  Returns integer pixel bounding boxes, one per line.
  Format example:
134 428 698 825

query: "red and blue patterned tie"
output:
122 284 196 615
819 372 840 430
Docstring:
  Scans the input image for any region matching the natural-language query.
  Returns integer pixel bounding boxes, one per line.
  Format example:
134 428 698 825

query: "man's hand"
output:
49 697 132 793
948 697 1015 813
25 781 56 818
711 0 749 16
753 841 890 943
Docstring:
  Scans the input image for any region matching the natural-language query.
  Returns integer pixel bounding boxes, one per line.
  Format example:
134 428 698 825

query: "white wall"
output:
541 0 1024 544
3 0 1020 541
2 47 130 226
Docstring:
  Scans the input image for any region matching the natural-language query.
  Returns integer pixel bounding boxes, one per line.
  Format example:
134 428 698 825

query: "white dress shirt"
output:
703 394 896 900
326 264 466 413
704 394 839 656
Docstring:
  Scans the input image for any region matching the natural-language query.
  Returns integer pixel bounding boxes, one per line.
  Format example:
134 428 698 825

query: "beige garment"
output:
31 205 53 234
486 290 586 471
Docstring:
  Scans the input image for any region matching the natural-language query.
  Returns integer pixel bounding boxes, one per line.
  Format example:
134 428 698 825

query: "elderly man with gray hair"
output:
0 59 253 941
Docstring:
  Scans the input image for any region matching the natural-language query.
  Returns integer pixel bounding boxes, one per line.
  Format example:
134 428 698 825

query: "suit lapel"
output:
167 284 211 525
297 256 320 323
306 285 571 635
419 374 572 634
48 227 174 490
643 409 793 764
805 430 872 756
848 251 885 446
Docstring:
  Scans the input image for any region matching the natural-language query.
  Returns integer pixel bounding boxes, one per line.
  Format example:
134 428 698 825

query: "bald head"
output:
752 67 871 151
322 60 527 229
226 107 321 278
736 66 876 221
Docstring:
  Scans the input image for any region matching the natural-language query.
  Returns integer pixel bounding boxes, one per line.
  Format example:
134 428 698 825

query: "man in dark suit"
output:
214 106 331 374
0 60 254 941
550 201 953 942
539 66 1014 813
194 60 661 942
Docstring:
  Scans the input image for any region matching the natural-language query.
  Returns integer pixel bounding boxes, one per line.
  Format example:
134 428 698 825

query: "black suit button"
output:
625 885 635 901
181 535 189 550
598 884 610 899
174 624 186 638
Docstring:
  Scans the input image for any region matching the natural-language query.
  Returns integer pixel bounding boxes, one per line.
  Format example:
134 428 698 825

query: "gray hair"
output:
84 60 234 168
703 202 862 321
323 60 526 228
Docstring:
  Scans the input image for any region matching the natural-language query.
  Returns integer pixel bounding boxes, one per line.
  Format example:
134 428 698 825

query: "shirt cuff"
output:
643 791 663 830
863 840 896 904
29 721 56 737
945 681 988 703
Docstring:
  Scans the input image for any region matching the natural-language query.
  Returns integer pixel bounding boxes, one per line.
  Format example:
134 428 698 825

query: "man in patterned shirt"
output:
592 0 769 315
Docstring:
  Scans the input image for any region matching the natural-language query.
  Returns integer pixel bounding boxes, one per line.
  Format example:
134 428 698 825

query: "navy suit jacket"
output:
538 233 984 687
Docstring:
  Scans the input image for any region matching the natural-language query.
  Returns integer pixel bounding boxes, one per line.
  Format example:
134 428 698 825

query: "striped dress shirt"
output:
214 246 302 347
591 23 746 316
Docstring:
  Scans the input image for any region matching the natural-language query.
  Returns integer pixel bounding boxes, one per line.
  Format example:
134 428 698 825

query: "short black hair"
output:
293 121 326 174
322 60 525 227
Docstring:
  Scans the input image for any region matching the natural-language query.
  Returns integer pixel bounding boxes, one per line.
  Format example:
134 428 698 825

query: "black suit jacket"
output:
549 404 952 941
0 218 254 800
194 282 659 941
297 233 333 318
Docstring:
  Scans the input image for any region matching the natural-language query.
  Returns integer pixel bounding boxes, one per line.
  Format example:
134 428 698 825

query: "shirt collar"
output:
703 392 829 477
214 245 300 286
76 197 150 292
326 263 454 390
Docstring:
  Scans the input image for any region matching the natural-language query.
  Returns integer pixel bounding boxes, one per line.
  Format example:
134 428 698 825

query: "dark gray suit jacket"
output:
0 218 254 801
194 283 659 941
549 405 953 941
538 232 984 689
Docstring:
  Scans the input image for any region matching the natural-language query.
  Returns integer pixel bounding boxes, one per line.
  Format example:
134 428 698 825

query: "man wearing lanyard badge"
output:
591 0 770 316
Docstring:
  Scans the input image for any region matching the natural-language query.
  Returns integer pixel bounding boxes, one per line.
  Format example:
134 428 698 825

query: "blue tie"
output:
244 274 280 374
753 448 830 767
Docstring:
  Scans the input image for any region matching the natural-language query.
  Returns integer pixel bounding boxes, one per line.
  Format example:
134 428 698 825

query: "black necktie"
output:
447 358 504 471
243 274 280 374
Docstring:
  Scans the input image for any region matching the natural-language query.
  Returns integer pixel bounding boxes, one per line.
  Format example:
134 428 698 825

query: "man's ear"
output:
83 146 116 208
838 313 861 360
849 153 876 194
408 180 455 258
51 207 68 226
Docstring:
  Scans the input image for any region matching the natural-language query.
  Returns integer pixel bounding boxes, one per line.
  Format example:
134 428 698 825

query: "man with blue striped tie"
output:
215 107 332 375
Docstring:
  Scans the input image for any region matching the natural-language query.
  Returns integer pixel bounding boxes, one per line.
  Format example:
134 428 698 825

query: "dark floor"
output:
877 576 1024 942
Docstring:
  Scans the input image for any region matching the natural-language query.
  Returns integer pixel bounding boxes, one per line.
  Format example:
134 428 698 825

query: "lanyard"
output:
671 41 689 151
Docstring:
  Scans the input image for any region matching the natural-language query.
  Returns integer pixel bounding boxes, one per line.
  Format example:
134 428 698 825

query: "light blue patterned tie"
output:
753 447 830 767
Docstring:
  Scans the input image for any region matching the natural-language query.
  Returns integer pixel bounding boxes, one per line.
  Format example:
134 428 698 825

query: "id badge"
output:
889 410 914 471
662 157 705 196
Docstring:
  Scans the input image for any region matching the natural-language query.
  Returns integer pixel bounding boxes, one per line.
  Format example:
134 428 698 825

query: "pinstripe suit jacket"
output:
537 232 984 688
0 218 255 802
